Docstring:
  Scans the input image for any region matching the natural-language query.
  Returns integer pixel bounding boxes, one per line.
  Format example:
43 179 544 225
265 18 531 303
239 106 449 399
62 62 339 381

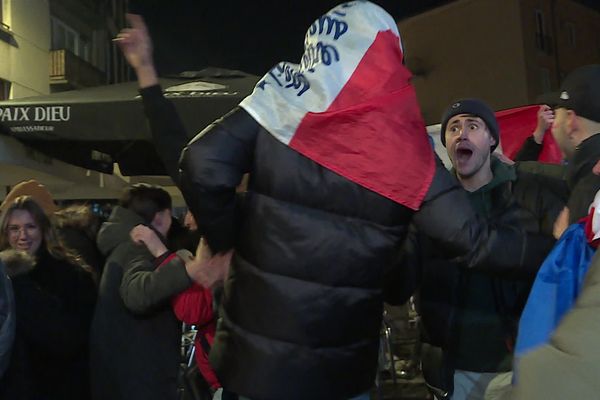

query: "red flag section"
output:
291 31 434 211
496 105 562 164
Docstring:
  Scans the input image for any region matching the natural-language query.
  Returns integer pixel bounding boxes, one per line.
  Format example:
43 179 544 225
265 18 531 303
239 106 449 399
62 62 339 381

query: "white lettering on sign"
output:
33 106 71 121
0 107 31 121
11 125 55 133
0 106 71 122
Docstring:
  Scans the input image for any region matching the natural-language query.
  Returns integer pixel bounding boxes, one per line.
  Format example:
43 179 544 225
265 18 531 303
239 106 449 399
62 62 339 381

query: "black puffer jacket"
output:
179 108 552 400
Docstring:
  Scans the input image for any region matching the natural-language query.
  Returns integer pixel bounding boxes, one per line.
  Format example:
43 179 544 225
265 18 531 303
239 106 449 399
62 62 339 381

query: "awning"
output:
0 69 258 175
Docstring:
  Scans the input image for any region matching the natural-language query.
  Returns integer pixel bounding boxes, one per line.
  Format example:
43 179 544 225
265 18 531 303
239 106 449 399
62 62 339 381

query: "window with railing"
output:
540 67 551 93
0 78 11 101
565 22 576 48
0 0 8 31
534 9 552 54
51 17 90 62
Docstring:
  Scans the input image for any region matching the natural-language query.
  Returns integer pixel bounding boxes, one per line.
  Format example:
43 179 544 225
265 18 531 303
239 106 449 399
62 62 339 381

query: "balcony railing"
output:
0 21 16 46
49 49 105 90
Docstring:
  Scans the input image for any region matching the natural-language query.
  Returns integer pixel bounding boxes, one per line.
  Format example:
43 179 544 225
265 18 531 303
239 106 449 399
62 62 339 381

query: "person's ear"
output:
486 128 497 148
566 110 578 137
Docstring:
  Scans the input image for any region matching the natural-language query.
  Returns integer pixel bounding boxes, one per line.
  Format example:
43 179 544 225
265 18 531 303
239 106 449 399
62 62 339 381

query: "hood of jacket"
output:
0 249 36 278
96 206 145 256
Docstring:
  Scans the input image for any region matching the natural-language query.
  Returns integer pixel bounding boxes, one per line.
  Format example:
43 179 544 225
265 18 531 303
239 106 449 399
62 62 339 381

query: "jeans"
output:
453 370 511 400
235 391 371 400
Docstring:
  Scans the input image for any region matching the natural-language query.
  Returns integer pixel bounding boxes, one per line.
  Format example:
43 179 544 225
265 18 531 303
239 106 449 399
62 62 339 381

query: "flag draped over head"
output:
496 105 562 163
240 0 434 210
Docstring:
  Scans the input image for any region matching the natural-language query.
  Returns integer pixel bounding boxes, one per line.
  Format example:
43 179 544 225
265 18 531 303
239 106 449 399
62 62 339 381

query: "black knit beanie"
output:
440 98 499 151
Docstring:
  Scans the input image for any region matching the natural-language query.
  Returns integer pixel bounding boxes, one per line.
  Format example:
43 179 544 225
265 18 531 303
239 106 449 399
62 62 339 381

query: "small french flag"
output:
241 1 434 210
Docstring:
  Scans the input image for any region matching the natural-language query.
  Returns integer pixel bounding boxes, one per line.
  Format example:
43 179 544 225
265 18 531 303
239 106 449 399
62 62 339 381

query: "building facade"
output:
398 0 600 123
0 0 128 101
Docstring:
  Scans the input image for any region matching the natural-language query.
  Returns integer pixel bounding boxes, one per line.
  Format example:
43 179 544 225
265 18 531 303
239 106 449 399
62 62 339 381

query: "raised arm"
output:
119 236 192 315
514 105 554 162
116 13 189 185
179 107 259 254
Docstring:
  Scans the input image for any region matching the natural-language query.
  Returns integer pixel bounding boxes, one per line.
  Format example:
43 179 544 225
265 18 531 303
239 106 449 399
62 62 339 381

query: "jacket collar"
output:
472 157 516 195
568 133 600 188
450 157 516 194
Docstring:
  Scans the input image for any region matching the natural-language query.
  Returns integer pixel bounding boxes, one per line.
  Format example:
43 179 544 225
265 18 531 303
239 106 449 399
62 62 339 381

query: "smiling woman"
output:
0 196 97 400
5 210 42 255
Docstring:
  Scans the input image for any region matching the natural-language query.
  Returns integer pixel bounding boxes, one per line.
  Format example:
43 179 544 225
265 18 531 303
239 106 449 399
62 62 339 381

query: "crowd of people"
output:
1 1 600 399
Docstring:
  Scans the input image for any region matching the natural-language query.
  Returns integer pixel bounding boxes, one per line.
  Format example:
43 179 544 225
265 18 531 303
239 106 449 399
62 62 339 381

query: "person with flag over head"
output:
119 2 556 399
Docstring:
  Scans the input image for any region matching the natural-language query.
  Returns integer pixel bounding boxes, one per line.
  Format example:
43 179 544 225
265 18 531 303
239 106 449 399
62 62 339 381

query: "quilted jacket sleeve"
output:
179 107 259 254
413 157 554 278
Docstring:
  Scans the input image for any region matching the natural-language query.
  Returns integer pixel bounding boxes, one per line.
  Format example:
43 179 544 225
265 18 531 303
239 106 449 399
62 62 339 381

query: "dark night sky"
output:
127 0 600 76
127 0 452 75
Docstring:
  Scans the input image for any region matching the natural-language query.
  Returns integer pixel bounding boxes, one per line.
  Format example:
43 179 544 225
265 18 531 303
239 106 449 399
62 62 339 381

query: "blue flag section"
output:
515 223 595 359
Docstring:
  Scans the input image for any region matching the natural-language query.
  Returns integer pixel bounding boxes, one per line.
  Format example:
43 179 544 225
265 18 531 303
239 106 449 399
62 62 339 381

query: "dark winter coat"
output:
516 133 600 223
54 205 104 276
414 159 563 379
178 107 553 400
0 247 96 400
90 206 192 400
58 226 104 276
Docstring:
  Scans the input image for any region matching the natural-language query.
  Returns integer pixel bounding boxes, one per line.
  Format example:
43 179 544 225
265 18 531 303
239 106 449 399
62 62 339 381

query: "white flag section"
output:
241 1 401 145
238 1 435 210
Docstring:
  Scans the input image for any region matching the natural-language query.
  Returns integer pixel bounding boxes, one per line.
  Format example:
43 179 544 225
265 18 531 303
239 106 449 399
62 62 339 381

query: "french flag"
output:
497 105 562 163
240 1 434 210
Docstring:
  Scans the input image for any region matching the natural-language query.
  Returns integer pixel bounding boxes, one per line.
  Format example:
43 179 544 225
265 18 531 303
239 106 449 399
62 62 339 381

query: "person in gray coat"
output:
507 246 600 399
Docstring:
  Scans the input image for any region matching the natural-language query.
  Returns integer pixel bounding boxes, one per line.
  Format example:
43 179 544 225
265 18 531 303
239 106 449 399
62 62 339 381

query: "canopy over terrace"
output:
0 134 128 200
0 69 258 176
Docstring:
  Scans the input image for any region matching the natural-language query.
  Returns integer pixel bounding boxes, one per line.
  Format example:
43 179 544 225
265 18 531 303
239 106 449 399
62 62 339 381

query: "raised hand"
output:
533 105 555 144
130 224 168 258
185 238 233 289
114 13 158 87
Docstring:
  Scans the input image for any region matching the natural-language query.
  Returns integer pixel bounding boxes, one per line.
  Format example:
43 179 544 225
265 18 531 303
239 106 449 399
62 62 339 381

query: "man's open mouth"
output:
455 147 473 162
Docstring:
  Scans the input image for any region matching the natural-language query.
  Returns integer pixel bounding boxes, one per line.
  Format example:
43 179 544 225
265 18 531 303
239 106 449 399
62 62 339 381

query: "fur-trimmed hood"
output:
0 250 36 278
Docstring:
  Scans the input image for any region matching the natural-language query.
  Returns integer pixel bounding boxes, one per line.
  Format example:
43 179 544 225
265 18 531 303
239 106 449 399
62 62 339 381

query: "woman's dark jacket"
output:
0 247 96 400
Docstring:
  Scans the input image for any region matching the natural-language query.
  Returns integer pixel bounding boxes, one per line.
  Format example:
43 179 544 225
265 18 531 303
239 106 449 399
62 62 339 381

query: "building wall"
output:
553 0 600 77
398 0 529 124
519 0 600 103
49 0 129 84
0 0 51 98
519 0 557 102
